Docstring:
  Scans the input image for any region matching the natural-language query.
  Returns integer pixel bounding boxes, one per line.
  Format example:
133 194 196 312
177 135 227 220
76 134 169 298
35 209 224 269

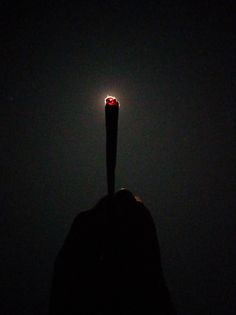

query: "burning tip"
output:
105 96 119 106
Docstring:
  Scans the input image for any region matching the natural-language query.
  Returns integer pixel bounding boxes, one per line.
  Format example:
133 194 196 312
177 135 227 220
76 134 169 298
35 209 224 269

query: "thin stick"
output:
105 96 119 196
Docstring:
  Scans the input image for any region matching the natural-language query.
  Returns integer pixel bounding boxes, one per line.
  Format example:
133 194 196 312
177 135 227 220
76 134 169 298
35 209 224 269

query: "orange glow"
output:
105 96 119 106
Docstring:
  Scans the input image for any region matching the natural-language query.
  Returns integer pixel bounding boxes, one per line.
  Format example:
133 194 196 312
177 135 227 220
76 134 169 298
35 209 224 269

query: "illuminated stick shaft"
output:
105 104 119 196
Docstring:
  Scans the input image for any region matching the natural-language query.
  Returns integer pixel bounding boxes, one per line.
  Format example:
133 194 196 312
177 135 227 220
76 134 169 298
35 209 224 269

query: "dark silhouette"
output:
49 189 175 314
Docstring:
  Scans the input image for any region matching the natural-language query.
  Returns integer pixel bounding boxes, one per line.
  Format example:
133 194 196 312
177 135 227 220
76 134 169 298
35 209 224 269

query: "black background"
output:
1 1 235 314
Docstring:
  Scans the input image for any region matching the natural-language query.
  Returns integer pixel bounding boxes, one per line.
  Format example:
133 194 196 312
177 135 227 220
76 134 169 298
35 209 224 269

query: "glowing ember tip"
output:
105 96 119 106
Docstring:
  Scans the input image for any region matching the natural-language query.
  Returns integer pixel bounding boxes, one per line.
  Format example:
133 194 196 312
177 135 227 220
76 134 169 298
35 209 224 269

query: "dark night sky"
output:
1 1 235 314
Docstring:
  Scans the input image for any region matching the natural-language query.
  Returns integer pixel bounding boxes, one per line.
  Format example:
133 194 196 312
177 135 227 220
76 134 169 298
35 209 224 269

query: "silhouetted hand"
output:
49 189 175 314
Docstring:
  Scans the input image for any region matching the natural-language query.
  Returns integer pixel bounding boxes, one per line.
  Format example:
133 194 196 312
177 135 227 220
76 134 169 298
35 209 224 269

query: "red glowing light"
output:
105 96 119 106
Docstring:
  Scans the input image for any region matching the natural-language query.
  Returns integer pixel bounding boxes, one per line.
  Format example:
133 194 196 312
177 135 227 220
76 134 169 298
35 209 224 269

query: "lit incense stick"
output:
105 96 119 196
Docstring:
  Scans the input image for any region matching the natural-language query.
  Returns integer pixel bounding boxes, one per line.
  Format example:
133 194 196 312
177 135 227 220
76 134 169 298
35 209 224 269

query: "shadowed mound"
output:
50 189 175 314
